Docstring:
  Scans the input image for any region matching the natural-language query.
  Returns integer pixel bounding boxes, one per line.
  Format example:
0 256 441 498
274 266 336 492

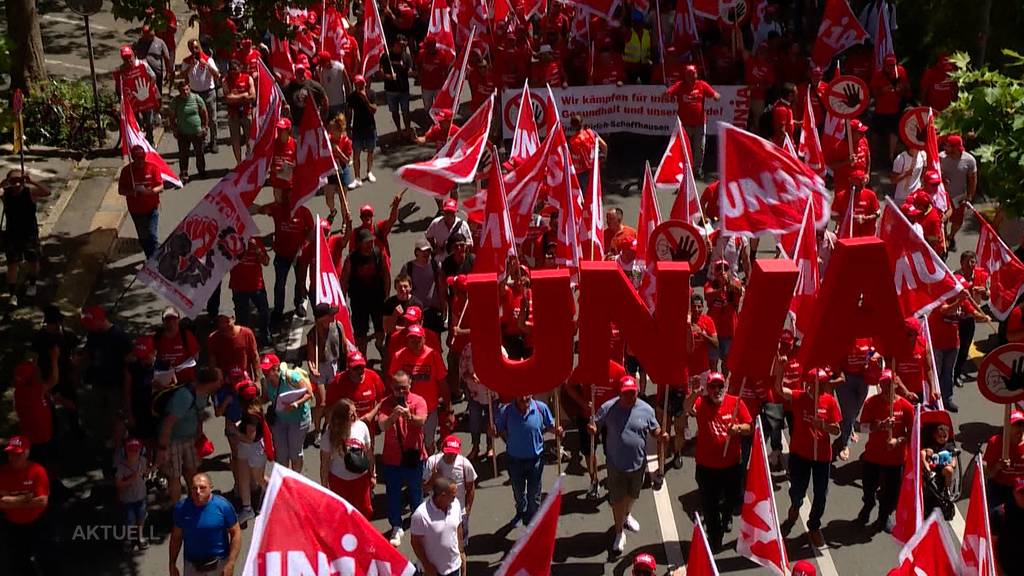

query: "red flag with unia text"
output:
656 120 702 224
120 95 181 188
961 458 997 576
890 510 965 575
269 35 295 83
510 82 541 165
737 418 789 575
550 146 584 273
878 201 964 318
789 201 820 337
811 0 869 67
362 0 389 76
494 476 563 576
455 0 488 46
636 162 662 265
718 123 831 237
290 102 337 214
425 0 456 59
251 60 285 147
396 94 494 197
973 207 1024 321
925 111 951 212
241 465 414 576
798 84 827 176
314 216 356 348
892 405 923 544
430 27 475 123
688 513 722 576
474 145 518 276
582 141 605 260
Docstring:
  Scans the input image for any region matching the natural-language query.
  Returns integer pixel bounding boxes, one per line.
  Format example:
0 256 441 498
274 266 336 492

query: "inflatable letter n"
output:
727 259 799 378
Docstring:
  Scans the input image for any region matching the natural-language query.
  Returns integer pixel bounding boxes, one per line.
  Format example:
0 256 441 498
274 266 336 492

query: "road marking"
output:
646 454 685 568
42 14 111 29
45 58 110 75
779 435 841 576
287 322 305 362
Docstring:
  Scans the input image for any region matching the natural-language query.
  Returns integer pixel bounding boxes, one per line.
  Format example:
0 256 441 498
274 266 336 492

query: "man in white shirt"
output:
423 435 477 543
890 146 926 203
425 199 473 262
317 51 350 123
411 476 465 576
182 39 221 154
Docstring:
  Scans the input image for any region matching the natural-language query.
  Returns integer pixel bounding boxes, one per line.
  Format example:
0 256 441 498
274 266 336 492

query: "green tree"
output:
110 0 321 45
937 51 1024 215
5 0 49 91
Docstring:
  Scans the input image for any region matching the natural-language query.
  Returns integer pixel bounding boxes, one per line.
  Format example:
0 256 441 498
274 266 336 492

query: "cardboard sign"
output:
825 75 870 119
977 343 1024 404
648 220 708 271
719 0 750 25
899 106 931 150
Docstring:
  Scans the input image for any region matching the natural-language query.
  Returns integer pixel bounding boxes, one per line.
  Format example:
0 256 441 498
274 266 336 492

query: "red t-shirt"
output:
385 326 443 369
592 52 626 86
388 346 447 412
745 53 777 100
928 307 960 350
207 326 258 377
701 181 720 221
870 67 910 115
424 122 459 150
332 132 353 167
155 329 199 382
829 136 870 192
118 161 162 215
0 462 49 524
919 206 945 254
704 281 740 338
840 337 874 376
860 394 914 466
529 58 564 88
569 128 598 173
269 138 297 190
667 79 717 126
501 285 531 337
263 203 314 259
14 378 52 445
789 388 841 462
983 433 1024 487
894 335 927 394
229 238 267 292
327 368 385 417
693 395 752 468
416 50 454 91
771 102 794 139
688 314 718 375
568 360 627 416
921 65 957 111
833 187 881 238
377 392 428 466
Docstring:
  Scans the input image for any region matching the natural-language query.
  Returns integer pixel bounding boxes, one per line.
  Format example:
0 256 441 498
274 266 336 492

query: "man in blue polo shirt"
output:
493 394 563 526
170 472 241 576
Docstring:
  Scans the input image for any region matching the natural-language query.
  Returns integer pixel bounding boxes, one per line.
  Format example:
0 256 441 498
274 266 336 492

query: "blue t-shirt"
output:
173 495 237 562
215 386 241 424
595 397 659 473
496 400 554 460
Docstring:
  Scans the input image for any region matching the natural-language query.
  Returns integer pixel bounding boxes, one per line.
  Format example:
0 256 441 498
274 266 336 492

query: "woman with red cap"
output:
912 171 947 255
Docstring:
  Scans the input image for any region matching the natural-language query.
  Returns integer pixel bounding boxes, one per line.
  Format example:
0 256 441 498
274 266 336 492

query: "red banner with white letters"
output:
811 0 869 67
290 103 337 213
973 208 1024 321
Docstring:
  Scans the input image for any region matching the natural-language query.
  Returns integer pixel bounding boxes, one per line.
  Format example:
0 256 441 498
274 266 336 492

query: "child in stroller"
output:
920 410 959 520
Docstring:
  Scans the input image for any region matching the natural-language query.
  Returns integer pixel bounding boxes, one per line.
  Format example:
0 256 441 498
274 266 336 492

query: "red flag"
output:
798 84 827 176
251 60 285 146
737 418 789 575
396 94 494 197
115 61 160 112
523 0 548 20
574 0 617 20
510 82 541 165
892 405 923 544
673 0 701 50
494 476 563 576
550 145 584 273
493 0 511 22
789 202 820 337
688 513 722 576
425 0 456 59
290 102 337 213
691 0 717 18
973 208 1024 321
718 123 831 237
241 465 414 576
925 111 951 212
582 141 605 260
820 110 847 157
455 0 488 46
891 510 965 575
962 459 997 576
874 5 895 71
657 120 702 224
314 217 356 347
269 35 295 83
811 0 869 67
474 145 518 276
878 201 964 318
120 94 181 188
362 0 389 76
636 162 662 265
430 28 475 123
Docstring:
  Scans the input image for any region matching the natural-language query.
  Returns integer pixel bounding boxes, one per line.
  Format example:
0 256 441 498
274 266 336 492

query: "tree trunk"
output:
6 0 49 92
974 0 993 65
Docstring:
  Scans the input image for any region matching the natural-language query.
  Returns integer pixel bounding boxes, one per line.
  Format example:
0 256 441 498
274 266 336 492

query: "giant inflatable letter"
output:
577 261 691 385
797 238 912 368
727 259 799 378
466 269 575 398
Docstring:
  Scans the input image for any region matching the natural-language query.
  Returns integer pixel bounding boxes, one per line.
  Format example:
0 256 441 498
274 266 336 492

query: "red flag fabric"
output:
582 141 605 260
269 35 295 83
657 120 702 224
494 476 563 576
692 0 718 19
321 8 347 62
891 510 965 576
789 201 820 336
673 0 701 51
425 0 456 59
241 465 414 576
798 84 827 176
493 0 511 22
878 201 964 318
362 0 389 76
874 6 895 71
718 123 831 237
820 110 847 157
251 60 285 146
574 0 617 20
120 95 181 188
973 208 1024 321
925 111 952 213
455 0 488 46
396 94 494 197
474 145 518 276
737 419 789 575
636 162 662 265
688 514 722 576
510 82 541 165
314 217 356 347
550 146 584 273
811 0 869 67
290 102 337 214
961 459 997 576
430 28 475 123
115 61 160 112
523 0 548 20
893 405 923 544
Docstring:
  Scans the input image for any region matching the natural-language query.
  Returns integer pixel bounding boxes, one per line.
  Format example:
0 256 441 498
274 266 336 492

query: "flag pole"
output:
722 376 746 458
554 384 563 475
589 384 597 482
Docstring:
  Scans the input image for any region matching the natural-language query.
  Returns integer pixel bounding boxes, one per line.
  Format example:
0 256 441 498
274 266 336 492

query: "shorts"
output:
352 130 377 152
712 336 733 363
607 465 645 503
950 199 967 225
575 417 605 456
185 558 225 576
271 419 310 463
161 439 199 481
873 112 900 136
423 409 439 447
122 499 147 525
654 387 687 419
237 439 268 469
327 164 354 187
350 296 385 337
6 234 40 263
386 91 411 115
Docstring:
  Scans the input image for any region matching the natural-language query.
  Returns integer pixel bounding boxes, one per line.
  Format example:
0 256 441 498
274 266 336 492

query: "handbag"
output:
344 445 371 474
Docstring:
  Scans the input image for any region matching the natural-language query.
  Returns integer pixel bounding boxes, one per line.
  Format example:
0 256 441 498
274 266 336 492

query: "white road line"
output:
779 435 841 576
646 453 685 567
42 14 111 29
287 322 305 361
45 58 110 75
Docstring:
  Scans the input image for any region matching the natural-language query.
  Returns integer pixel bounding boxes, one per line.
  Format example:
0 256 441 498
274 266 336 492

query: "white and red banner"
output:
688 513 722 576
961 458 997 576
636 162 662 265
120 94 181 188
455 0 487 46
799 85 827 176
474 145 518 276
290 102 337 213
494 476 563 576
314 217 357 348
396 94 494 197
509 82 541 165
550 146 584 273
425 0 456 59
925 111 952 212
874 4 896 71
737 418 789 575
242 464 415 576
893 405 923 544
573 0 618 20
251 60 285 148
430 27 475 123
673 0 701 50
657 121 703 224
582 141 605 260
361 0 389 77
718 123 831 237
789 201 820 336
973 207 1024 321
523 0 547 20
811 0 869 67
891 510 965 576
115 61 160 112
692 0 718 19
879 201 964 318
500 85 750 138
138 190 259 318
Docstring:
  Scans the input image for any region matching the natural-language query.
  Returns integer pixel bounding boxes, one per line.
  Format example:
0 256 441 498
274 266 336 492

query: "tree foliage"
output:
937 51 1024 215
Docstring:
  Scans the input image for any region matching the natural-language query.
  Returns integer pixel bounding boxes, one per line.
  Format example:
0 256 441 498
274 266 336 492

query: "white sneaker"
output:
625 514 640 532
366 171 377 183
348 179 362 190
238 506 255 526
389 527 404 546
612 531 626 553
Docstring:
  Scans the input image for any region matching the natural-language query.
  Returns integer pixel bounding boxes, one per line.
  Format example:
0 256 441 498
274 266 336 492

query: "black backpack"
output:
151 383 196 419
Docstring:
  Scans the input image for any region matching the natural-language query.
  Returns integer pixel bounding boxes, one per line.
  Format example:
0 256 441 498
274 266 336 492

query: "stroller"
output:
921 410 963 521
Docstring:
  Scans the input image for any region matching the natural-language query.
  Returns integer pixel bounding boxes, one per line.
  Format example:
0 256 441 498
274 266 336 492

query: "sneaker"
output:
612 531 626 553
389 527 404 547
883 514 896 533
671 454 684 470
808 529 825 548
944 399 960 413
367 172 377 183
506 514 522 528
586 483 601 500
9 293 18 308
348 179 363 189
625 514 640 532
238 506 255 526
24 282 37 297
652 472 664 491
294 303 307 318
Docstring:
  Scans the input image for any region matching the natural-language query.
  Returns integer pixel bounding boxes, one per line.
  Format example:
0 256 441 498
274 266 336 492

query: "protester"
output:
983 409 1024 512
378 371 428 547
255 187 314 323
115 438 150 550
317 50 350 122
342 228 391 355
325 351 385 431
182 39 220 154
568 115 608 191
991 477 1024 574
828 119 870 194
223 60 255 163
306 302 348 439
494 394 561 527
263 359 313 472
325 114 355 210
118 145 165 257
207 313 261 382
382 36 415 140
940 134 978 250
389 323 449 453
833 339 878 461
890 143 926 204
603 207 637 257
134 24 172 95
347 75 378 187
13 355 58 477
954 251 989 386
832 170 880 238
666 65 721 176
426 200 473 262
410 476 465 576
704 260 743 369
913 173 947 254
169 472 241 576
870 55 910 161
320 399 375 518
115 45 158 141
855 370 913 532
154 307 199 383
168 79 210 183
423 435 477 542
0 170 50 305
415 38 453 113
284 63 328 129
0 436 54 575
157 367 221 505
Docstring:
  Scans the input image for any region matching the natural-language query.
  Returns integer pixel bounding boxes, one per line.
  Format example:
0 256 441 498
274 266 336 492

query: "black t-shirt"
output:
2 183 39 236
383 294 425 318
347 248 387 298
442 253 475 278
382 51 413 94
127 360 158 439
347 90 377 134
31 327 79 397
285 79 327 126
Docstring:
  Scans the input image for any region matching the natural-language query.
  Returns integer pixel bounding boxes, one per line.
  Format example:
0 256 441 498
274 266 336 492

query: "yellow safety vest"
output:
623 29 651 64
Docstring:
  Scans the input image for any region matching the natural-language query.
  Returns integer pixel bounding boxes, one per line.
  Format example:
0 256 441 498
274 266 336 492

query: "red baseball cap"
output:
850 119 868 133
804 367 829 384
236 379 260 402
134 335 155 357
260 353 281 371
436 109 453 122
946 135 964 150
442 434 462 454
130 145 147 160
276 117 292 131
792 560 817 576
849 169 868 183
5 435 30 454
706 371 726 386
13 361 36 386
632 553 657 572
1010 410 1024 425
442 198 458 213
120 45 134 58
354 74 366 85
620 375 639 393
877 368 894 384
884 55 898 66
347 351 367 368
403 306 423 323
924 170 942 185
406 324 425 339
359 204 374 216
81 305 108 331
125 438 143 452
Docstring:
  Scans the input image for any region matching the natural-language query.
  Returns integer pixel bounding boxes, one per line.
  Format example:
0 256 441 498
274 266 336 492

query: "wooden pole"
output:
1002 404 1012 461
722 376 746 458
554 385 563 475
489 390 498 478
659 383 669 478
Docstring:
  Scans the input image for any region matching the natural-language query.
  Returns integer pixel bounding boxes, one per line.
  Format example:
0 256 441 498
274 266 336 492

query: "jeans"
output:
272 254 305 316
834 374 868 454
232 288 271 342
131 209 159 258
467 397 496 447
935 347 959 402
384 462 425 529
788 453 831 531
196 89 219 151
695 464 742 544
507 455 544 523
684 123 707 176
954 318 976 383
177 132 206 176
861 460 902 520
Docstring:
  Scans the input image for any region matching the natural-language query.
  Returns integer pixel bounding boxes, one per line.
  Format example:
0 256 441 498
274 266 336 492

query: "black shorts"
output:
350 295 384 337
575 417 606 456
873 112 900 136
5 234 40 264
653 388 686 419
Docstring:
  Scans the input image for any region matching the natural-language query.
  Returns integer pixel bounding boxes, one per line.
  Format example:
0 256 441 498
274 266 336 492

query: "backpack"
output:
151 384 195 419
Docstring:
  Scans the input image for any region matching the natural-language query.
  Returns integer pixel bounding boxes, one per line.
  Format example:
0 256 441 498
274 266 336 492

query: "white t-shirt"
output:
410 498 463 575
422 453 477 509
186 57 219 93
892 150 926 202
319 61 348 107
425 216 473 262
320 420 372 480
